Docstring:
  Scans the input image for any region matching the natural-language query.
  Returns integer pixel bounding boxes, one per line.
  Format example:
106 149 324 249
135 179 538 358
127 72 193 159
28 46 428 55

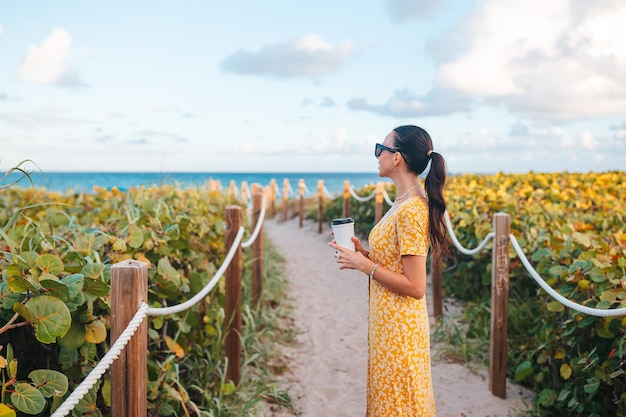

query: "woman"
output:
329 125 448 416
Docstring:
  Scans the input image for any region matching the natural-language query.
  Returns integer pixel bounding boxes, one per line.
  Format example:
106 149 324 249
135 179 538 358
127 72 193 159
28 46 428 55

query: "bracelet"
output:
369 263 380 280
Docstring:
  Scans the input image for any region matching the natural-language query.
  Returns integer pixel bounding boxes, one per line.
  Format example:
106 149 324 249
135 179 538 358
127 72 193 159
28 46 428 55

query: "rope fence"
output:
51 192 266 417
261 178 626 399
40 176 624 415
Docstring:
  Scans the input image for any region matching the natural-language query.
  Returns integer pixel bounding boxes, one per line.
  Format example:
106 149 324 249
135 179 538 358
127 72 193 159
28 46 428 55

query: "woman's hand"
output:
352 236 369 258
328 240 371 273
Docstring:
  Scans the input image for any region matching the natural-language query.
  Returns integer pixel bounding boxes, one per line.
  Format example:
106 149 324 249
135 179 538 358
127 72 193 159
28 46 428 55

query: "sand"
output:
262 216 534 417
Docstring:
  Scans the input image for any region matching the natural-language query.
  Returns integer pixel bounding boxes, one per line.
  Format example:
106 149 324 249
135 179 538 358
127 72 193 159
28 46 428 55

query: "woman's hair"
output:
392 125 449 260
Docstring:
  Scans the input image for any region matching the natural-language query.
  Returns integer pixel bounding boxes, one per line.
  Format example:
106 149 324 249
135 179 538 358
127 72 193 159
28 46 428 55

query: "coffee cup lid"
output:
331 217 354 226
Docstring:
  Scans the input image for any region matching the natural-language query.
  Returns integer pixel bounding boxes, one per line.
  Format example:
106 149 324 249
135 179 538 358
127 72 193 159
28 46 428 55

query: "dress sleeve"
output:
395 200 429 257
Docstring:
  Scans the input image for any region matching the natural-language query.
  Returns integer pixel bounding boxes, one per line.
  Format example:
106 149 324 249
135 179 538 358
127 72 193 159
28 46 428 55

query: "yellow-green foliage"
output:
323 171 626 417
0 184 250 416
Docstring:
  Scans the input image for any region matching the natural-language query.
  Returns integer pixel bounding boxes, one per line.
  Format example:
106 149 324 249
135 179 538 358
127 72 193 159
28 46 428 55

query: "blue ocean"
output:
6 171 388 196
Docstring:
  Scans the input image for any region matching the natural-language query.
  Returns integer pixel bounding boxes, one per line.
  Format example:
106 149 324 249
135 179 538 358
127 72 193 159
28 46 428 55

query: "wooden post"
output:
229 180 236 199
431 255 443 319
240 181 249 205
269 179 276 218
489 212 511 399
282 178 289 221
299 179 305 228
375 182 384 224
342 180 350 218
110 260 148 417
317 179 324 234
225 206 243 385
252 190 264 312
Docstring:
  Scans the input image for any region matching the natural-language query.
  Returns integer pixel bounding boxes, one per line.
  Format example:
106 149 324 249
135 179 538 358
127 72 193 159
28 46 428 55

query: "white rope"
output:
303 183 312 196
323 185 340 199
51 303 150 417
349 185 376 202
287 182 295 197
510 234 626 317
381 189 395 206
147 226 245 316
444 211 495 256
53 224 249 415
242 196 267 248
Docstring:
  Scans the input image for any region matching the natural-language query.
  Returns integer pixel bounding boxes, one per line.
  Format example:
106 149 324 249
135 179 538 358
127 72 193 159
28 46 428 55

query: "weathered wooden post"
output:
251 187 264 312
375 182 384 223
269 179 277 218
240 181 249 205
431 256 443 319
342 180 350 218
111 260 148 417
489 212 511 399
225 206 243 385
317 179 324 234
282 178 289 221
229 180 237 199
299 179 305 228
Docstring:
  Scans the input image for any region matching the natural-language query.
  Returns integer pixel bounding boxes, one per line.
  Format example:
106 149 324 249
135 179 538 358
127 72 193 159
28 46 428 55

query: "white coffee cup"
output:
331 218 355 252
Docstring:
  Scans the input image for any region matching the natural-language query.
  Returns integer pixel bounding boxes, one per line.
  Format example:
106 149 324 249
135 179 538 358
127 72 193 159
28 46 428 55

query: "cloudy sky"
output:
1 0 625 174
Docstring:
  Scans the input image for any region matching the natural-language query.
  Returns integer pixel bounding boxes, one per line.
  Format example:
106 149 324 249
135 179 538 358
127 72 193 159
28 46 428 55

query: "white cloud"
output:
385 0 442 22
347 88 471 117
19 28 87 87
220 34 354 79
433 0 626 120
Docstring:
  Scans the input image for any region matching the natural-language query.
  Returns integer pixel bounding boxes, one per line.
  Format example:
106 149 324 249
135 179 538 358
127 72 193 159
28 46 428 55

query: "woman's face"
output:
377 131 397 177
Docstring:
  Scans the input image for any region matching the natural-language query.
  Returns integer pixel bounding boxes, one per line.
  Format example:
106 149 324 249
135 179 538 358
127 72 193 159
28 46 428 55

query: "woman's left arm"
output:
367 254 427 299
328 241 427 299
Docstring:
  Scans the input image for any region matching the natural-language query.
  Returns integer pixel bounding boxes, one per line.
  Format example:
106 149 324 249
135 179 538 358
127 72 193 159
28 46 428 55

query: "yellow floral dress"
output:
366 196 435 416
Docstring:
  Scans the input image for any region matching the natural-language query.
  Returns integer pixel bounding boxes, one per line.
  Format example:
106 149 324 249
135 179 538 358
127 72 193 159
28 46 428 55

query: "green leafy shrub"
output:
317 172 626 416
0 183 293 416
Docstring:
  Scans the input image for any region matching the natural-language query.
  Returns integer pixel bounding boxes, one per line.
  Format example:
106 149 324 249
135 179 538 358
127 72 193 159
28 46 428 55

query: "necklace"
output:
395 184 419 202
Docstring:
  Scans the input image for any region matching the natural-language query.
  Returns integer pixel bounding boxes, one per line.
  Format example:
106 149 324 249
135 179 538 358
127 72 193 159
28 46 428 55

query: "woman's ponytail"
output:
424 152 449 260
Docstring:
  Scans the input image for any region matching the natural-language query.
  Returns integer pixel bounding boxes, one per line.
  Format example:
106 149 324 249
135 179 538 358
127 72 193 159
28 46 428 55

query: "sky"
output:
1 0 626 174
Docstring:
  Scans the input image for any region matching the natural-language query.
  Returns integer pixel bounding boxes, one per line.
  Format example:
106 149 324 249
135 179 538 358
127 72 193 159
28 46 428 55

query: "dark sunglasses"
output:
374 143 400 158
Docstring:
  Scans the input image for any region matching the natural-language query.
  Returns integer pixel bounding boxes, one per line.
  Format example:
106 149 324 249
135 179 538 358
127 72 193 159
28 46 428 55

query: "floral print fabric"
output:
366 196 436 416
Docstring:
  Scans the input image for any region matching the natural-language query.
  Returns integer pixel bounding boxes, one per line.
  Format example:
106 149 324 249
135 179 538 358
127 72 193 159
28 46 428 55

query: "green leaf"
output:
65 291 86 312
61 274 84 298
81 263 104 280
25 296 72 343
157 258 181 284
8 273 39 293
35 254 64 275
572 232 591 248
547 301 565 312
40 279 70 301
514 361 533 382
584 380 600 394
548 265 568 278
17 251 38 270
568 259 591 273
11 383 46 414
85 320 107 344
0 282 25 309
128 225 144 248
589 271 607 283
112 238 127 252
29 370 69 397
57 324 87 349
83 277 110 297
538 389 557 407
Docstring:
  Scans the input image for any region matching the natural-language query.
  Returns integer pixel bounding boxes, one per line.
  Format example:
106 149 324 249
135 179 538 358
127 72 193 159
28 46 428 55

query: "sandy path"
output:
263 217 533 417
